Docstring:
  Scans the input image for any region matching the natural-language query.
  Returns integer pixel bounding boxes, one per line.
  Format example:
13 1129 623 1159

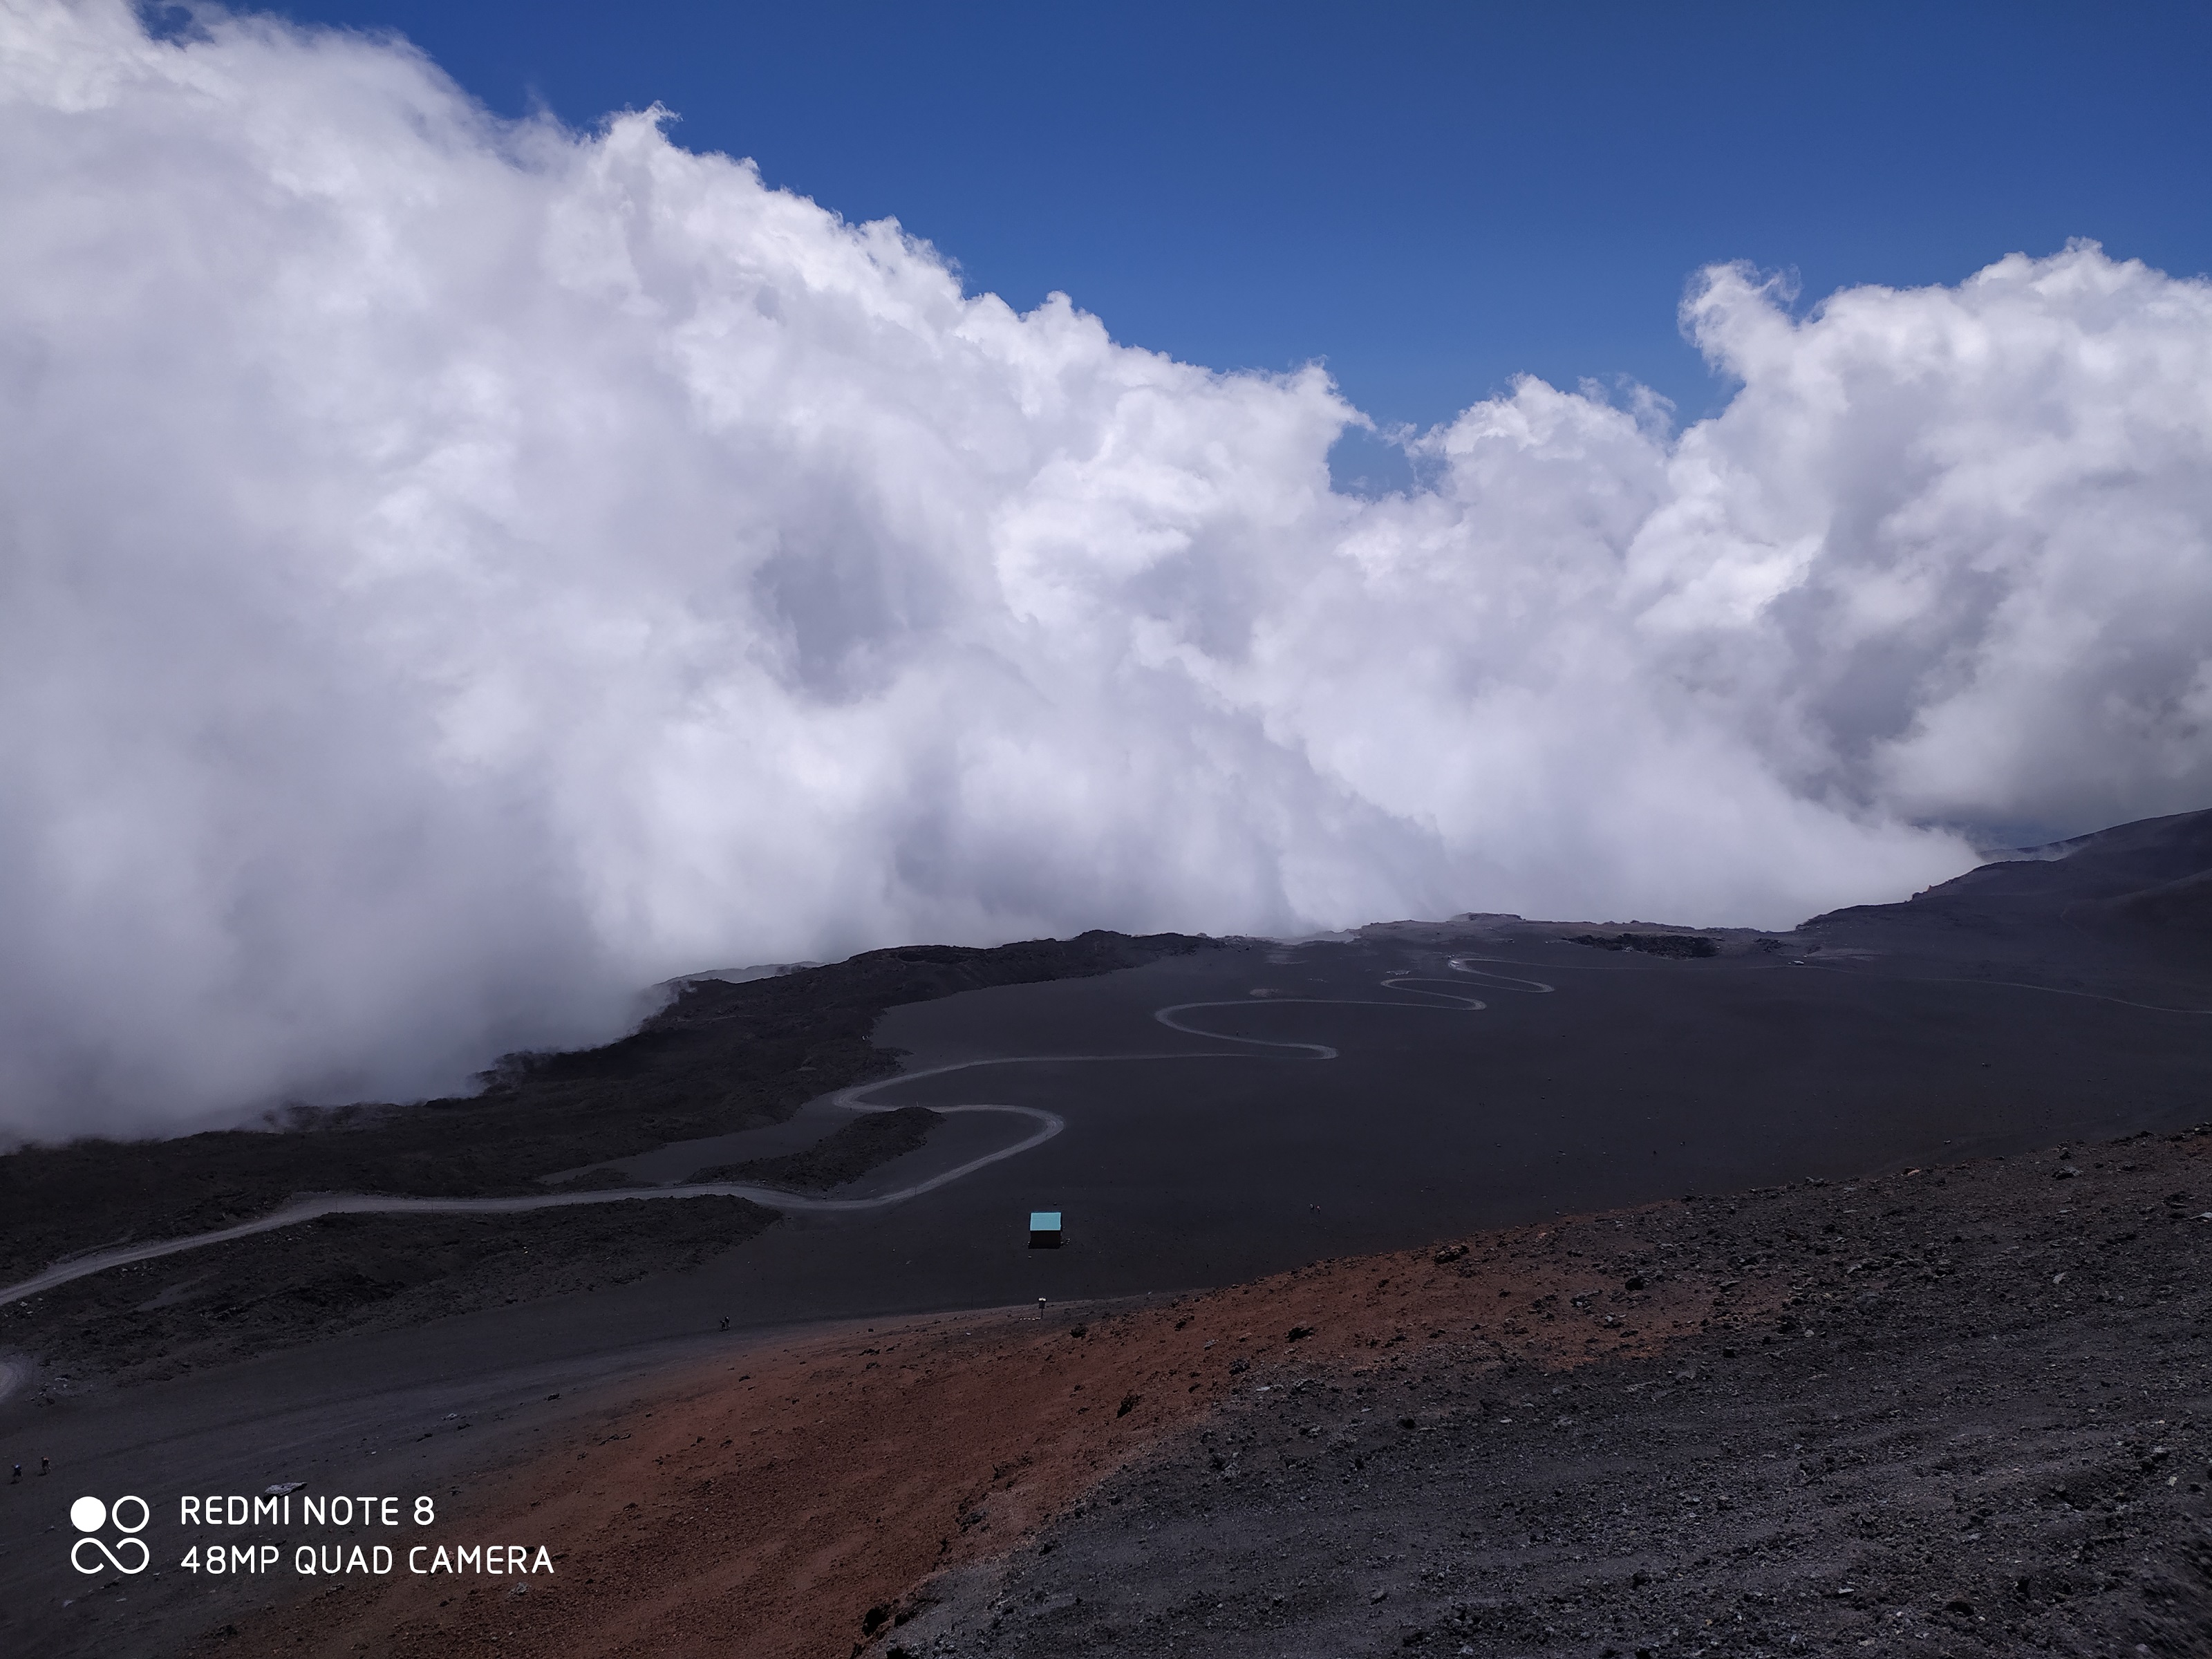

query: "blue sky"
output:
247 0 2212 438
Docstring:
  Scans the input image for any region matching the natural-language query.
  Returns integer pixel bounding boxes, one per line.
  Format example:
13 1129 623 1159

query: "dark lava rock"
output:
693 1105 944 1192
1568 932 1719 959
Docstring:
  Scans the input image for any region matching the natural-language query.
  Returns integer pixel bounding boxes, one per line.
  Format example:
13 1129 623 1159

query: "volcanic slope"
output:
197 1126 2212 1659
899 1135 2212 1659
1803 804 2212 986
8 809 2212 1659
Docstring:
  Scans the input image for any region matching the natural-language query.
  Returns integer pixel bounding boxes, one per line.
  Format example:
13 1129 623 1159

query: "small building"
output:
1029 1210 1062 1249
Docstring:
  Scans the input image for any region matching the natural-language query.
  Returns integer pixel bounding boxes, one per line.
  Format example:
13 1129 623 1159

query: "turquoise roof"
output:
1029 1211 1062 1230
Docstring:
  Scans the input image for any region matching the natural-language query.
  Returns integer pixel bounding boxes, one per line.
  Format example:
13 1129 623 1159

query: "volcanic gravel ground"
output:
202 1127 2212 1659
188 1194 1720 1659
896 1132 2212 1659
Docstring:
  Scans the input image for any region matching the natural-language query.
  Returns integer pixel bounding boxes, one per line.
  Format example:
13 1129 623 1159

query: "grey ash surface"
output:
0 1111 952 1391
891 1132 2212 1658
0 1197 775 1391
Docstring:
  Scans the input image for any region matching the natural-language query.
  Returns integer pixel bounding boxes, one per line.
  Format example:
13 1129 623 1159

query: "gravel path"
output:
1 966 1510 1309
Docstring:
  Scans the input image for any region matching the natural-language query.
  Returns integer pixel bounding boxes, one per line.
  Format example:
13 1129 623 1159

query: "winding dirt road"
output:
1 959 1546 1309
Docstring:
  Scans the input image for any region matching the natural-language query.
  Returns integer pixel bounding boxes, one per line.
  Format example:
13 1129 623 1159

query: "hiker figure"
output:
8 1463 18 1483
39 1456 49 1476
718 1316 730 1332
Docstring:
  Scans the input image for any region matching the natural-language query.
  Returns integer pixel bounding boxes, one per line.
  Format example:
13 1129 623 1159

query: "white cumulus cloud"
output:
1 0 2208 1138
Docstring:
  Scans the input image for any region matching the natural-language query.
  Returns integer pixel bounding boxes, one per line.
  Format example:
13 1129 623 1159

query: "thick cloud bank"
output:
3 2 2210 1137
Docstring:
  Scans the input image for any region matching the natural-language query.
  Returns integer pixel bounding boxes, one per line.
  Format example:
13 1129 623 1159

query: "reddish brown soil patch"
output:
210 1204 1760 1659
